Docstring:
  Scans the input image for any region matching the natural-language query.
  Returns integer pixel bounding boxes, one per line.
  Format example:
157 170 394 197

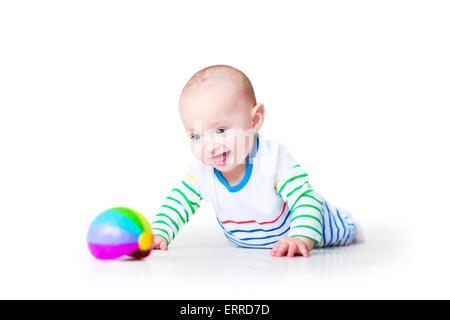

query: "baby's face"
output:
179 83 259 173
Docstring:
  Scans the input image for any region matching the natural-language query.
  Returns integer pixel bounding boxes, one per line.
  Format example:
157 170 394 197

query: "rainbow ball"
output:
87 207 153 260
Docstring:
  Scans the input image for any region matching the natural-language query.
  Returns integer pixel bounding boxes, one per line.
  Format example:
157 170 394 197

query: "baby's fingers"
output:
152 236 169 251
160 241 169 251
271 243 280 256
298 243 309 257
271 242 281 256
287 244 298 257
274 243 289 257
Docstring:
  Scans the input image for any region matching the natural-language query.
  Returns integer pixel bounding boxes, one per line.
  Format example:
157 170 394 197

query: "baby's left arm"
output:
272 146 324 257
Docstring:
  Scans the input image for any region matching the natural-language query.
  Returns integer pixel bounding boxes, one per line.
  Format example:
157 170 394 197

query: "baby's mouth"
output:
211 151 230 165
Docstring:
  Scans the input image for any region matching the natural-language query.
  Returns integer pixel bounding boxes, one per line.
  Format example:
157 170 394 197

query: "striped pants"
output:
320 201 359 247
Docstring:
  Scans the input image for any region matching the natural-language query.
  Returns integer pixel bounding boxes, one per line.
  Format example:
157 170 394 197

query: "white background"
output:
0 0 449 299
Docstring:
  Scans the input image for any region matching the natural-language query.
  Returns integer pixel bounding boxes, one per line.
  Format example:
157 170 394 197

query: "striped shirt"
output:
151 134 358 249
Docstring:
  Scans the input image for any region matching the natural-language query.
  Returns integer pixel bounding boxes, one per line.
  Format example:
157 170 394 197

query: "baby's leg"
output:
320 200 360 247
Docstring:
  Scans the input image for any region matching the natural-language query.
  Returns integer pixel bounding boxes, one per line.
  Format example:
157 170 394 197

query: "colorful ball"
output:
87 207 153 260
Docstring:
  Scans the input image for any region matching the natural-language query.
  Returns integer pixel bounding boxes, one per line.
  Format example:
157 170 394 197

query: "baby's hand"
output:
152 236 169 251
271 237 315 257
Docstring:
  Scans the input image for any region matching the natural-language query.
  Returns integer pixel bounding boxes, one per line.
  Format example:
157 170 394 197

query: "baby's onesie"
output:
150 134 359 249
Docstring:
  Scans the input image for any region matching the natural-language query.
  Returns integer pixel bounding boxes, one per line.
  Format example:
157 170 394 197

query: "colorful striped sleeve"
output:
274 150 324 248
151 172 202 245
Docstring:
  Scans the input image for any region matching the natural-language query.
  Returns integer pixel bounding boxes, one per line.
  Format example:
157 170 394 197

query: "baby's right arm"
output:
150 173 202 250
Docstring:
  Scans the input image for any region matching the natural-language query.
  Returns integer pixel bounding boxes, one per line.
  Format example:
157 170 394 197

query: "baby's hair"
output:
180 64 257 107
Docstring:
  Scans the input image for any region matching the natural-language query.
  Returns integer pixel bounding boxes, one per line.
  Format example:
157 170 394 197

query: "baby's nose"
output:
205 143 222 157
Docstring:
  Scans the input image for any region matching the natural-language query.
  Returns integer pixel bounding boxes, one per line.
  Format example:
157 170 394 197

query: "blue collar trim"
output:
214 135 259 193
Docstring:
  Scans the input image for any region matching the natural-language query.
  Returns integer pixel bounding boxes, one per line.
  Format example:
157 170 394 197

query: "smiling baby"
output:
150 65 359 257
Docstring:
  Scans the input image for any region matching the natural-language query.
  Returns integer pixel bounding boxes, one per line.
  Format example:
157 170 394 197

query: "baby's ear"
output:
251 103 265 130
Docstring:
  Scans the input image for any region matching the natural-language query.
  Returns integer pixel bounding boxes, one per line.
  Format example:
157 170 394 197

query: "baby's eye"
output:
190 133 201 141
216 128 227 135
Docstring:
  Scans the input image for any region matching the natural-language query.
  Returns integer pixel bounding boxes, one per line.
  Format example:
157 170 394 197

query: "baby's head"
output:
179 65 264 173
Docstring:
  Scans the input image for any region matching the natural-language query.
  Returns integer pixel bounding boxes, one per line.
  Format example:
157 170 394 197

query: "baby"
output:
150 65 359 257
